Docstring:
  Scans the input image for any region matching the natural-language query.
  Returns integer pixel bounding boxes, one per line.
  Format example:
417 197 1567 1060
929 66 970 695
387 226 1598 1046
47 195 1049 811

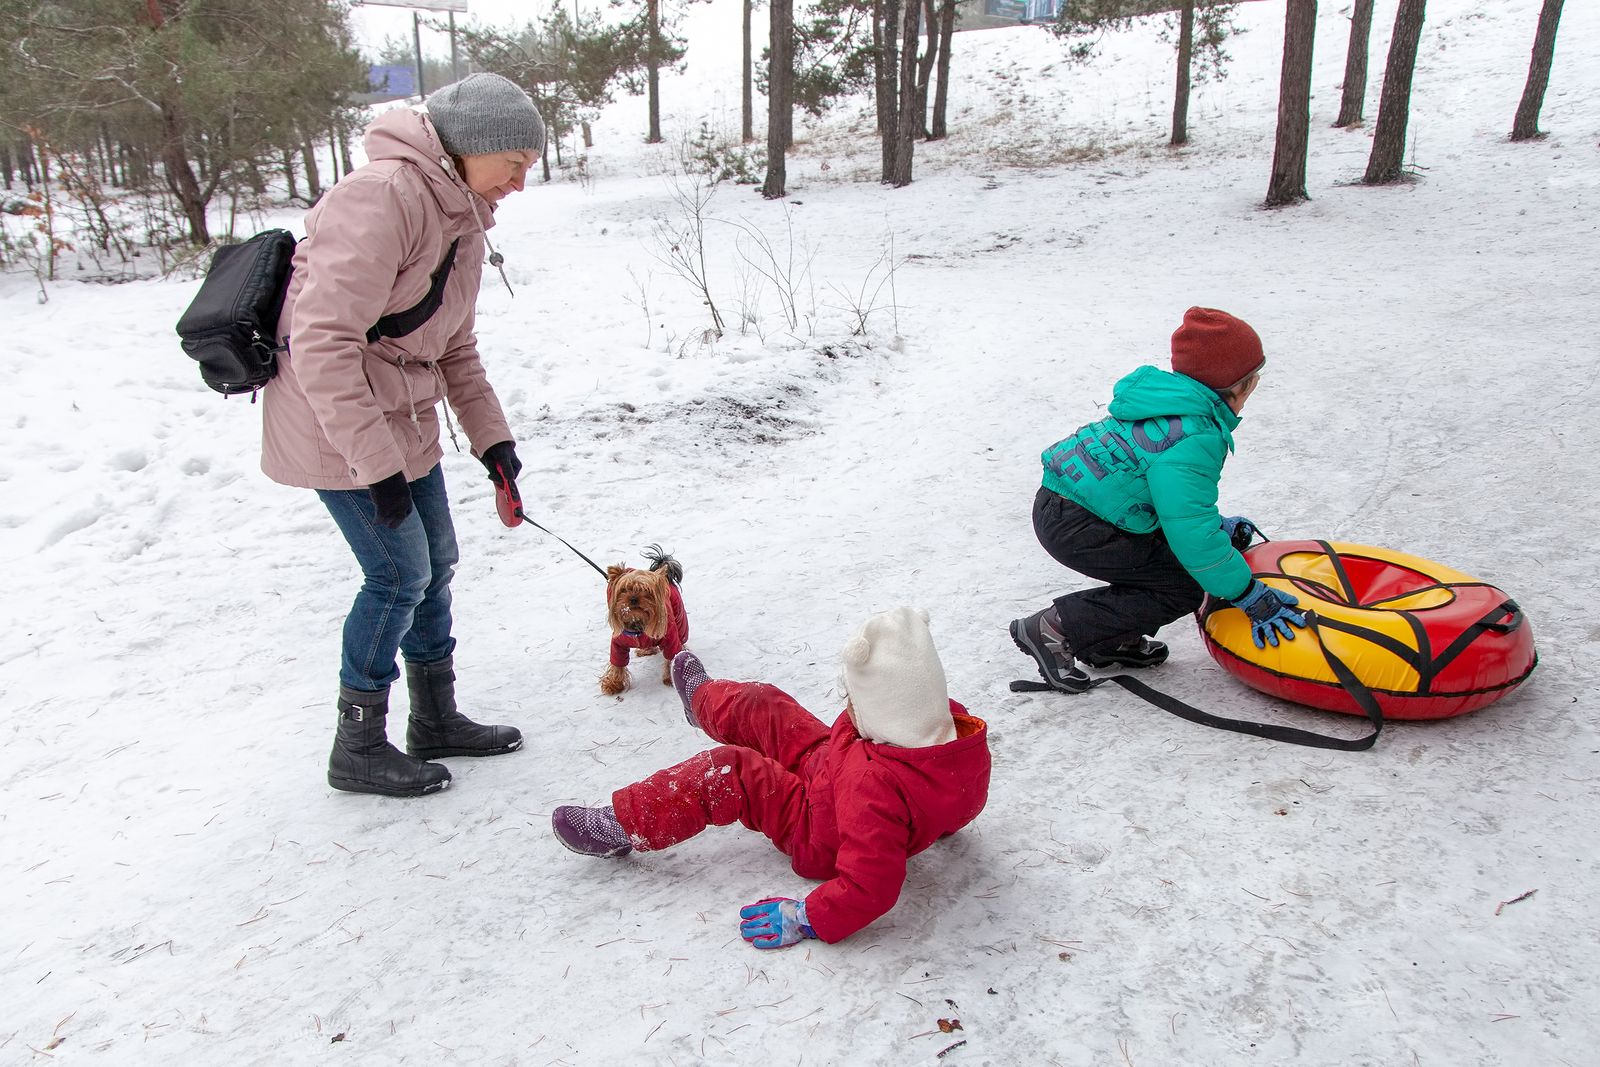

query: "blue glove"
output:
1221 515 1260 551
738 897 816 950
1233 580 1307 649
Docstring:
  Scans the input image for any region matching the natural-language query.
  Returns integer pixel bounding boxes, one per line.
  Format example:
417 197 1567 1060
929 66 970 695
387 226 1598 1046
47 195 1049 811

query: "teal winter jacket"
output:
1040 365 1252 600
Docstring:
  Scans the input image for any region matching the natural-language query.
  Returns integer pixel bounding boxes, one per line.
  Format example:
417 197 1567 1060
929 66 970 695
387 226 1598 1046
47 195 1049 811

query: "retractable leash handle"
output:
494 464 524 527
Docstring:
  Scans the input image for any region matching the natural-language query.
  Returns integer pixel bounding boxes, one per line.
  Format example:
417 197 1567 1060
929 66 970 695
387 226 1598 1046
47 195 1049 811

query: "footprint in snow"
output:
110 448 148 473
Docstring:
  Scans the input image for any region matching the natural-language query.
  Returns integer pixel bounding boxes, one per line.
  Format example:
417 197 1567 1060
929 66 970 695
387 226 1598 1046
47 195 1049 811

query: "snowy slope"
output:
3 1 1598 1063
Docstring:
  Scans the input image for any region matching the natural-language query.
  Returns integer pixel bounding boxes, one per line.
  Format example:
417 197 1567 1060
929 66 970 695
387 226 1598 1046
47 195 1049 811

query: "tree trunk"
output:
160 102 210 244
930 0 956 140
144 1 211 244
37 149 57 280
1511 0 1564 141
97 126 112 184
915 0 938 139
741 0 755 143
1334 0 1375 127
877 0 900 179
1364 0 1427 184
300 134 322 202
646 0 663 143
1265 0 1316 207
762 0 791 199
889 0 921 187
778 12 793 153
243 162 267 197
282 148 299 202
1171 0 1195 146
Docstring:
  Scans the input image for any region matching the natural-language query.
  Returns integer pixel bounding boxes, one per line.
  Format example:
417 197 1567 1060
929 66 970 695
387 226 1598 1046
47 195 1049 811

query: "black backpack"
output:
176 229 297 397
176 230 461 399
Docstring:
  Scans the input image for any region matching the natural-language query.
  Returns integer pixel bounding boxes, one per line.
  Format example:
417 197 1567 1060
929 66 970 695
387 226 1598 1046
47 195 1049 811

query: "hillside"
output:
3 2 1597 1064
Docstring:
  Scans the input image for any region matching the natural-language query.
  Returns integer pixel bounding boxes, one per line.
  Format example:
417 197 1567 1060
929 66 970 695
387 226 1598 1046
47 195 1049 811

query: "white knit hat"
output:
841 607 956 749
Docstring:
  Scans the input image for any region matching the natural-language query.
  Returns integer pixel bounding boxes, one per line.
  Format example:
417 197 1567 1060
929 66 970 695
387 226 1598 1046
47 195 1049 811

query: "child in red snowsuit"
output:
553 606 991 948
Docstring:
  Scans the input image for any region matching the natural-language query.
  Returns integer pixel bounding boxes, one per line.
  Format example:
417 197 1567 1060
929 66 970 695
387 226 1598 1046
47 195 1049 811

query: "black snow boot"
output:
1078 637 1170 670
328 686 451 798
1009 607 1093 694
404 656 524 760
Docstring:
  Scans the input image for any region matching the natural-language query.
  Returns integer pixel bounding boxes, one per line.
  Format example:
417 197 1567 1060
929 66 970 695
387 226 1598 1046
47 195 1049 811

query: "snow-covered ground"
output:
4 1 1598 1063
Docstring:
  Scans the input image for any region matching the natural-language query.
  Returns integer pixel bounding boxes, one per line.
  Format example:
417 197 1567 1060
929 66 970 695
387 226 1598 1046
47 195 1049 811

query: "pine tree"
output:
1265 0 1316 207
1510 0 1565 141
1333 0 1376 128
1363 0 1428 185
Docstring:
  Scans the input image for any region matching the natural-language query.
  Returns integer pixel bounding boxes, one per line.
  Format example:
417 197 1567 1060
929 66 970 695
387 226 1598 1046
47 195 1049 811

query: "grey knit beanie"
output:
425 73 546 157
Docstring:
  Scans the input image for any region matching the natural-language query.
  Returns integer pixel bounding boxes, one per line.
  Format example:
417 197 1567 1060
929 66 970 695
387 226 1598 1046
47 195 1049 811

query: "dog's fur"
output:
601 545 688 695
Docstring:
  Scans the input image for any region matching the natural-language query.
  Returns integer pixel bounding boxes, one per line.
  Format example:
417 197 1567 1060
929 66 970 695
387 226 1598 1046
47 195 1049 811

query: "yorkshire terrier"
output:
601 544 688 695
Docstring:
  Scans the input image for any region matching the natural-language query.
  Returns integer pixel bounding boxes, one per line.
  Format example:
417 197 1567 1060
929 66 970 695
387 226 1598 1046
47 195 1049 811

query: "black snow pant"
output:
1031 487 1206 658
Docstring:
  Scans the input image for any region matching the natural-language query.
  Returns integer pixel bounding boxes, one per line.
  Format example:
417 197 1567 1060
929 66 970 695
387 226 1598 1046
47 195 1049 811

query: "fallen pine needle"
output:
122 940 173 964
1495 889 1536 916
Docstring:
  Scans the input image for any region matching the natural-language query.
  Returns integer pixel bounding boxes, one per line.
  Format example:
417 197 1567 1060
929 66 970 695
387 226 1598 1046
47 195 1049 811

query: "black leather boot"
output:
405 656 524 760
328 685 451 797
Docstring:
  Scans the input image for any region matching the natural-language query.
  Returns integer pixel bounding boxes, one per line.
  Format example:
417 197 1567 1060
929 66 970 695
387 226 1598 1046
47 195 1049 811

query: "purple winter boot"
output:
671 650 709 727
552 805 633 857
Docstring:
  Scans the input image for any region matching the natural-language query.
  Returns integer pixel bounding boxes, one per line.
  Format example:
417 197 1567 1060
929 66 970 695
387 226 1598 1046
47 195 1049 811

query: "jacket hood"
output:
852 703 987 765
1108 364 1240 448
361 108 497 233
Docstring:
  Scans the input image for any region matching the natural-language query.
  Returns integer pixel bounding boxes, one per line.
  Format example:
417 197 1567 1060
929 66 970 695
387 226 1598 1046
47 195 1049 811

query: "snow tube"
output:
1199 540 1537 721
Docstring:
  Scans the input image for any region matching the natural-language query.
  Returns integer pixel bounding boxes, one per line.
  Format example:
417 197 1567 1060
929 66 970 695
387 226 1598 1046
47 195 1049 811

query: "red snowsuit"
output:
611 679 991 943
608 583 688 667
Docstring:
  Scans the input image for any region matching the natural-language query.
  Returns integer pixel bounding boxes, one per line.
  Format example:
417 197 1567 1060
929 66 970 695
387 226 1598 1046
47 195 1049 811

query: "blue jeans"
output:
317 464 459 692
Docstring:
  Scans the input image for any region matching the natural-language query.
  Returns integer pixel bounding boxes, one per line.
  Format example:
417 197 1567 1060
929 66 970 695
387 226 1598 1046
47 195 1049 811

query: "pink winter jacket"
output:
261 108 512 490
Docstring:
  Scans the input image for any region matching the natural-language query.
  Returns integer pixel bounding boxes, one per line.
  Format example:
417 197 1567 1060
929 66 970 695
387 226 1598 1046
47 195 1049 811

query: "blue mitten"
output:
738 897 816 950
1221 515 1260 551
1233 580 1307 649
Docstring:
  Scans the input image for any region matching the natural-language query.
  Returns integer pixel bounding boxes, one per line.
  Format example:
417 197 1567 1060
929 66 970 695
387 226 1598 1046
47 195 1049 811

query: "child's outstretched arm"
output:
799 778 915 944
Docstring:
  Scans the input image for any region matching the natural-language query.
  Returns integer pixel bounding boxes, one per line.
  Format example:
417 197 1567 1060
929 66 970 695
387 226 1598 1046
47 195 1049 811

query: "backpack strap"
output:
365 237 461 344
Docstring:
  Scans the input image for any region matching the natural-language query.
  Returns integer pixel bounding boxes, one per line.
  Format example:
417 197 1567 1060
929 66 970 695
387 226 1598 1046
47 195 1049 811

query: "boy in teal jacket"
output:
1010 307 1305 692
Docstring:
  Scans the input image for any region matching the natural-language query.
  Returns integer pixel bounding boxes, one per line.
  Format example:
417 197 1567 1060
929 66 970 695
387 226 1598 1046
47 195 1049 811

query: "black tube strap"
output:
1011 613 1384 751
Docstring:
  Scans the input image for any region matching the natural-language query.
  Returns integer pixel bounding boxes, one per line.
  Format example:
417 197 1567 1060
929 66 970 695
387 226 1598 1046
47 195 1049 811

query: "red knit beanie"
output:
1170 307 1265 390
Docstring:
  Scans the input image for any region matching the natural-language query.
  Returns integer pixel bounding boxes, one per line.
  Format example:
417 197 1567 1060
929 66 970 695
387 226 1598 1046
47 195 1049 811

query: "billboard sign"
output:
353 0 468 12
367 64 418 100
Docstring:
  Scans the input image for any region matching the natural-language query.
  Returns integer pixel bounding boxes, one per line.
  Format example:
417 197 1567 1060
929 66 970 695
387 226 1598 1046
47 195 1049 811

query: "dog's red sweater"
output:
609 583 689 666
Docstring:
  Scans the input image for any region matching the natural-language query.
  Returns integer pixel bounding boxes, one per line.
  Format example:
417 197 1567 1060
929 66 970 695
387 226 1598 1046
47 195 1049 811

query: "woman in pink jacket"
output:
553 607 992 947
262 74 543 798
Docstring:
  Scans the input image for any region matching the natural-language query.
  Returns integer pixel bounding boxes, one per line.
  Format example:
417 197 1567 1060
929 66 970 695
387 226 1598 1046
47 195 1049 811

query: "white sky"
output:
348 0 580 56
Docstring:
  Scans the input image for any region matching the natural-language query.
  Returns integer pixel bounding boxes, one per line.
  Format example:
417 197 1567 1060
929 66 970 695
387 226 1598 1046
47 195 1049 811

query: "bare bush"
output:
650 174 726 336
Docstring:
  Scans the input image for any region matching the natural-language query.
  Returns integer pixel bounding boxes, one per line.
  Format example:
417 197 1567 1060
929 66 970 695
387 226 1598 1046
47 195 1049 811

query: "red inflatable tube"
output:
1198 540 1538 721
